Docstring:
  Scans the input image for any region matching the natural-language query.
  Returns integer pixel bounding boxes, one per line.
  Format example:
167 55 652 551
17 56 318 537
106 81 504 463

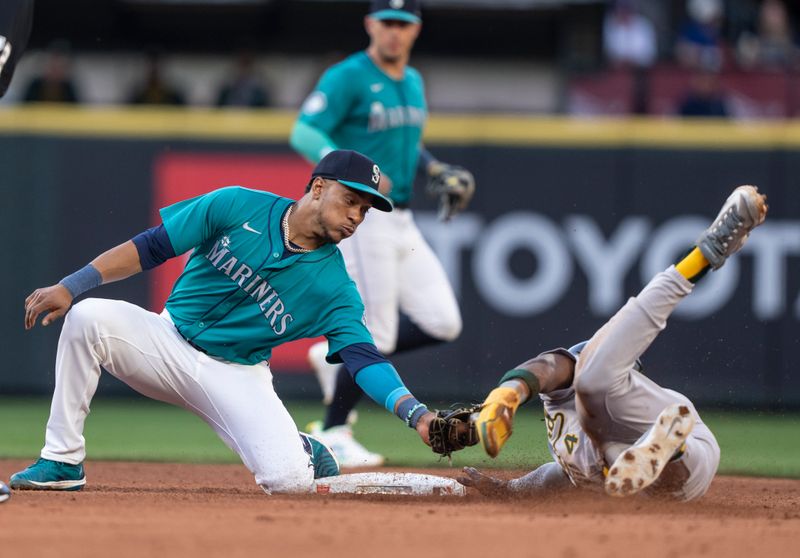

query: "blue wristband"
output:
396 397 429 428
59 264 103 298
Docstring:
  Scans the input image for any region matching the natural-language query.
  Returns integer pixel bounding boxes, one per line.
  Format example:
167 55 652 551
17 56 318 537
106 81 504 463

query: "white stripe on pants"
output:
41 298 314 494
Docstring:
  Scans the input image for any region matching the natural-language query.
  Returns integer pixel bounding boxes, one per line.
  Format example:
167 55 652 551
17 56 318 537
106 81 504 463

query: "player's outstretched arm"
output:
24 240 142 330
24 223 177 330
336 345 477 456
477 352 574 458
458 462 572 497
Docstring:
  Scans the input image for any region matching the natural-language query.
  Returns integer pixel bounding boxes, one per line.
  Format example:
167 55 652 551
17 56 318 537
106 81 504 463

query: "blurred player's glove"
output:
426 162 475 222
476 387 521 458
428 405 481 459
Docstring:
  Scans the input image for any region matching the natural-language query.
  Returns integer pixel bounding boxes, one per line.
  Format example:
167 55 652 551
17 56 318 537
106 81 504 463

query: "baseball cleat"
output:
696 185 768 270
9 457 86 491
0 481 10 503
307 421 385 468
299 432 341 479
308 341 340 405
604 404 694 498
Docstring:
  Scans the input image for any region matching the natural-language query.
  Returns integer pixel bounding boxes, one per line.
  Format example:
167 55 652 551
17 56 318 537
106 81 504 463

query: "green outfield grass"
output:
1 398 798 478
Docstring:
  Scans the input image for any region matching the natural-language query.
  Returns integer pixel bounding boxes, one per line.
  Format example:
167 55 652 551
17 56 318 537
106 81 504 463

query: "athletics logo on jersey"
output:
301 91 327 115
371 165 381 185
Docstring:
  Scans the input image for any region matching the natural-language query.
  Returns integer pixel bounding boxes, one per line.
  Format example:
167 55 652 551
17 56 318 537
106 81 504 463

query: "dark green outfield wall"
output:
1 118 797 407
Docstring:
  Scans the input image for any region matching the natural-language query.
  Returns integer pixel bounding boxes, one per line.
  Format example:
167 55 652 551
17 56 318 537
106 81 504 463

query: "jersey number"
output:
564 434 579 455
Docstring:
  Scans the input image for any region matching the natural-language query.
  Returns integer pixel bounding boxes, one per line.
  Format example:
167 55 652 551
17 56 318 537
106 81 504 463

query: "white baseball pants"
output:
574 267 721 501
40 298 314 494
338 208 462 354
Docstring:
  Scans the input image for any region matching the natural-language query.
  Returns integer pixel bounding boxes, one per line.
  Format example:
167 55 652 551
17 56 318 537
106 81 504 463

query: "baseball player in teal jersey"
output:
11 150 442 494
290 0 476 467
460 186 768 500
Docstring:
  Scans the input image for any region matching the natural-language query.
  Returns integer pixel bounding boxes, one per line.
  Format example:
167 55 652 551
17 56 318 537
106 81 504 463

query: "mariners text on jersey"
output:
160 186 374 365
205 237 293 335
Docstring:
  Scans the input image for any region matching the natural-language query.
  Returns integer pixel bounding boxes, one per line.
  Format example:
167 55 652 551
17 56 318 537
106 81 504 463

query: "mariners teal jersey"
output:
160 186 373 365
298 51 426 206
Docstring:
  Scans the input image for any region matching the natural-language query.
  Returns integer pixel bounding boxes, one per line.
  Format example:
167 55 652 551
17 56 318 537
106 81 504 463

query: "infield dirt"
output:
1 459 798 558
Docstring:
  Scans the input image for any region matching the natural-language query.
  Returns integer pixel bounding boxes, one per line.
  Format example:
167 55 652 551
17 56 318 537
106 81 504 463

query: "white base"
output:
313 472 466 497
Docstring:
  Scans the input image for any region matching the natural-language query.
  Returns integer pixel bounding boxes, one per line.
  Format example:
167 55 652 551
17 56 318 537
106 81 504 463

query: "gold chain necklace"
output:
282 204 313 254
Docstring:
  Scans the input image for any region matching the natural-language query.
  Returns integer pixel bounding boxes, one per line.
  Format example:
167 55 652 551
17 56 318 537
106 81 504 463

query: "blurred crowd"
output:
605 0 799 73
18 44 273 108
10 0 800 118
595 0 800 117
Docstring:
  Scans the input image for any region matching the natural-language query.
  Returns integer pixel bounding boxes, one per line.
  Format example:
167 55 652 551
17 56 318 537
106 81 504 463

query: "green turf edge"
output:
0 398 797 478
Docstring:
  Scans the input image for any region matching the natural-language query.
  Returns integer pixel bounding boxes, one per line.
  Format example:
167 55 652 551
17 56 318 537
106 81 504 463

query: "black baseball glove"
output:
426 162 476 222
427 405 481 459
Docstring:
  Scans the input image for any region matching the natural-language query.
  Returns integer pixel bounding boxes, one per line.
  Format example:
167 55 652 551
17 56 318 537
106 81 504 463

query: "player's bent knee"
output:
373 334 397 356
423 312 463 342
678 431 721 501
63 298 106 334
573 366 612 399
573 348 620 397
256 468 314 495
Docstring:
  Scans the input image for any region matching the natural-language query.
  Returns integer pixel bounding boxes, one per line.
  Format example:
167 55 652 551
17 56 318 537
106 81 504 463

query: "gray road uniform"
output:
539 266 720 501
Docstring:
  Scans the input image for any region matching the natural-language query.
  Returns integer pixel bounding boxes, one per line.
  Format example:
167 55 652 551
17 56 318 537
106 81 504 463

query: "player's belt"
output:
176 329 209 355
394 202 409 209
186 339 208 355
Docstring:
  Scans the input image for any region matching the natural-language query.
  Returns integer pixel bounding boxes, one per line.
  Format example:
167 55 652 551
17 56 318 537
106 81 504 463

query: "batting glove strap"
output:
498 368 541 399
396 397 428 428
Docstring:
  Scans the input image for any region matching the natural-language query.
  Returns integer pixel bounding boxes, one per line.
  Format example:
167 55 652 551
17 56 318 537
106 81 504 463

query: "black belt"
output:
177 328 208 355
394 202 409 209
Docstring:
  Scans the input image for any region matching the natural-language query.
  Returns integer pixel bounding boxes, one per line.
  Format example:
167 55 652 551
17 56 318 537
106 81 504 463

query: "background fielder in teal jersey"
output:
290 0 476 468
294 49 425 207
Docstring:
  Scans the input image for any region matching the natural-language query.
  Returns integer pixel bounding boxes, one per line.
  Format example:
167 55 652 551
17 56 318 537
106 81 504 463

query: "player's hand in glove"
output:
425 405 481 459
457 466 509 496
426 162 475 222
476 387 521 458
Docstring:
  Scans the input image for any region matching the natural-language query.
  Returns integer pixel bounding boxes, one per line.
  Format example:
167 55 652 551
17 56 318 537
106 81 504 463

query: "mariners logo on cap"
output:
372 164 381 185
390 0 404 8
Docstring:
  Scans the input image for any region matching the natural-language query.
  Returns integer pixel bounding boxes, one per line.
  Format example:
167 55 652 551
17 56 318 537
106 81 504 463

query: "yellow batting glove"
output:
476 387 521 458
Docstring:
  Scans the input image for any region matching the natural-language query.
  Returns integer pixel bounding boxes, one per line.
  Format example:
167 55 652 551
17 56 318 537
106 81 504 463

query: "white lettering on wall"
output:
473 212 572 316
416 212 800 321
566 215 650 315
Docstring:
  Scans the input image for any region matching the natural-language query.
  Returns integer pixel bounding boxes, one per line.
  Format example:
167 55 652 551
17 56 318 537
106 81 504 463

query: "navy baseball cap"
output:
369 0 422 24
312 150 394 212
